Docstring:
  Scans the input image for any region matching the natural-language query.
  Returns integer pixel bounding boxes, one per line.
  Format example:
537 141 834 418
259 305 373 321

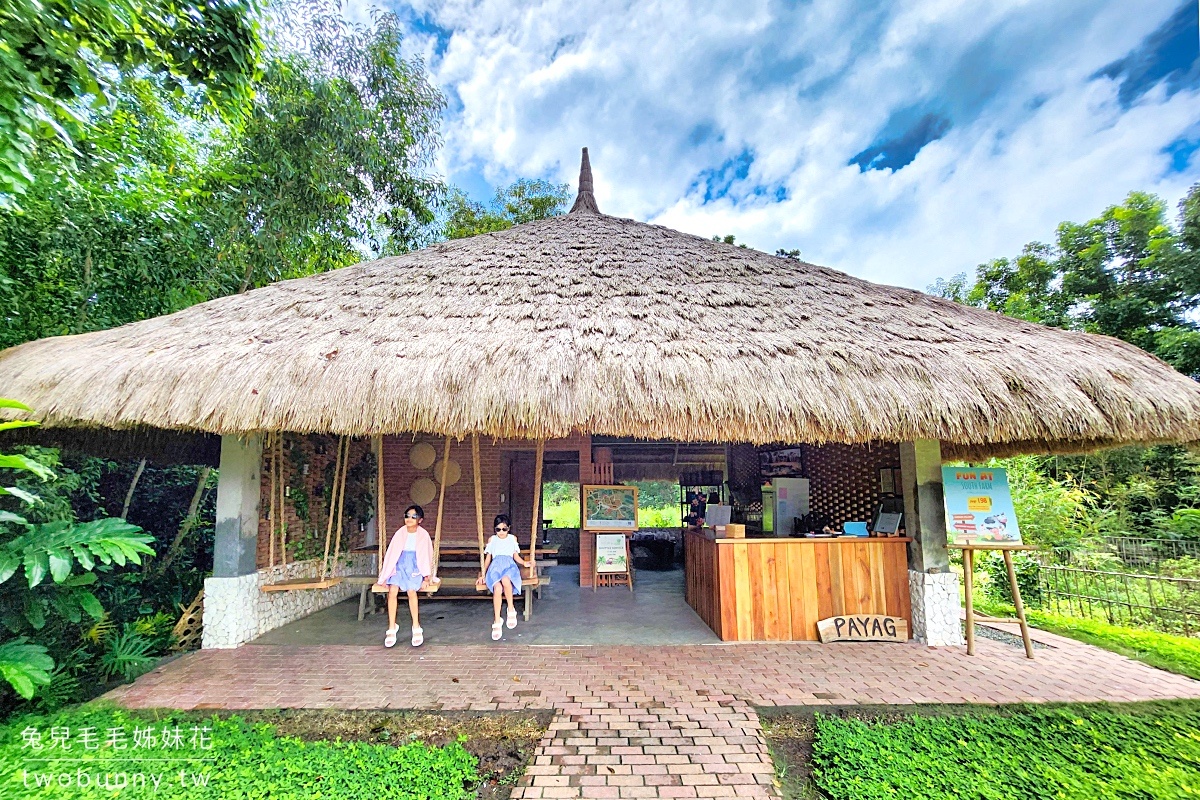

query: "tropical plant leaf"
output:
0 453 54 480
0 420 39 434
77 590 103 620
6 517 152 587
100 626 157 681
0 509 27 525
0 485 40 504
0 637 54 699
0 399 32 412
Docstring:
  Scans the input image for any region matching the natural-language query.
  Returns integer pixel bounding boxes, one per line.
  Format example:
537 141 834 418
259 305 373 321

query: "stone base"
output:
201 554 371 649
909 569 964 646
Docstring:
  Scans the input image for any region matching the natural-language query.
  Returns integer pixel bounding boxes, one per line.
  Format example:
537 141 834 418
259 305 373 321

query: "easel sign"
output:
942 467 1021 545
593 532 633 590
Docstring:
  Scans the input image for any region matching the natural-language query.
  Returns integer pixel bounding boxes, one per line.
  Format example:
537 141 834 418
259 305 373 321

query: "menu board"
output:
942 467 1021 544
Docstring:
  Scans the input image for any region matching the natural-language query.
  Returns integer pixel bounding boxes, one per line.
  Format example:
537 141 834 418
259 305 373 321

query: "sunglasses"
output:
405 513 421 520
494 525 510 532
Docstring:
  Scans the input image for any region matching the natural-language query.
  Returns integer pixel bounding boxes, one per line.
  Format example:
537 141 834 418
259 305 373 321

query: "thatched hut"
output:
3 149 1199 648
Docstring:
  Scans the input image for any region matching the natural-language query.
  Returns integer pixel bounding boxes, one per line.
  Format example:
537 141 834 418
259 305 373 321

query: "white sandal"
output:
506 607 518 629
491 621 503 641
384 625 399 648
411 626 423 647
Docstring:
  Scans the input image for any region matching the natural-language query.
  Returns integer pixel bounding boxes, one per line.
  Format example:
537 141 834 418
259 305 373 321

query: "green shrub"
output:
982 552 1042 607
0 705 480 798
812 702 1200 800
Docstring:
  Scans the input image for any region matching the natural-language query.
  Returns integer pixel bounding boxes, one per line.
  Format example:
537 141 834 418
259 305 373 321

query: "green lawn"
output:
765 701 1200 800
1 704 480 799
973 597 1200 681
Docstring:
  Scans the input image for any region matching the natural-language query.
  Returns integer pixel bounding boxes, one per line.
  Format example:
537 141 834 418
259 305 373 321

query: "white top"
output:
485 535 521 558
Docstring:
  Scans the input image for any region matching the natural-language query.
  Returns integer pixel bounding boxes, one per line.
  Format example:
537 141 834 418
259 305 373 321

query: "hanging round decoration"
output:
410 477 437 505
434 459 462 487
409 442 437 470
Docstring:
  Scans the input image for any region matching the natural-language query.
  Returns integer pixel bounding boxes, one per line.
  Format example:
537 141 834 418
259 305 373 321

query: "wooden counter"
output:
684 530 912 641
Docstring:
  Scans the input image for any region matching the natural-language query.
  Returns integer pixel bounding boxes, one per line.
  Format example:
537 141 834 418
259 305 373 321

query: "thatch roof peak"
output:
569 147 600 214
2 208 1200 459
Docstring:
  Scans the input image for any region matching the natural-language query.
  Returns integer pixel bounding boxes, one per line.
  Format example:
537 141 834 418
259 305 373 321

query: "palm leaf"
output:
2 517 153 587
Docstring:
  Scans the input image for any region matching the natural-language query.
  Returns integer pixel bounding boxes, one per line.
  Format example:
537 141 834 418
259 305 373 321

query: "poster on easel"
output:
942 467 1021 544
595 533 629 573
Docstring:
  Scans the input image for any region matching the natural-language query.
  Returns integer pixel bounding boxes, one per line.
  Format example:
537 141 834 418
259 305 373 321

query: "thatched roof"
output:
3 149 1200 459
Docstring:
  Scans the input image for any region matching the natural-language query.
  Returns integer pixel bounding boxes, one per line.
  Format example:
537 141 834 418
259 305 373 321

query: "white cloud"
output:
378 0 1199 289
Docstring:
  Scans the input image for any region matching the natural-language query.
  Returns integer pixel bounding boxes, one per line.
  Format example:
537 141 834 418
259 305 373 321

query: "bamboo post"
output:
330 436 350 576
432 436 452 576
319 436 346 581
267 432 277 568
374 435 386 570
529 438 544 579
278 434 287 565
473 434 485 573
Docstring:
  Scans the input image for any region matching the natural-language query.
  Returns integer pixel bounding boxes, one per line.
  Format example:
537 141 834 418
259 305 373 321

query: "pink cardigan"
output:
376 526 434 585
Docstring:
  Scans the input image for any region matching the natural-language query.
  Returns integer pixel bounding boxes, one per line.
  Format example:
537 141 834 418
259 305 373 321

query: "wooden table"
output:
950 542 1038 659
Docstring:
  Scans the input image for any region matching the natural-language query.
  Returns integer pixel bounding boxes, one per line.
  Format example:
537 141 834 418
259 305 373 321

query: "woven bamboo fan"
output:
433 458 461 486
410 477 437 505
409 442 436 470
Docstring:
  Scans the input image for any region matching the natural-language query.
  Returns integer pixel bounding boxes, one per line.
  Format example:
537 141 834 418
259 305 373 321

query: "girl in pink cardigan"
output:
375 504 439 647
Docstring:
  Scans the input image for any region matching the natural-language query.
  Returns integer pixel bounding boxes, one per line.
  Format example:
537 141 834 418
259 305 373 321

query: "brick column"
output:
900 439 963 646
203 434 263 648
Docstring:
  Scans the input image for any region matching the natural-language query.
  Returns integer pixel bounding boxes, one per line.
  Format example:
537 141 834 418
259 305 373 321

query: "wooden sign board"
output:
817 615 908 643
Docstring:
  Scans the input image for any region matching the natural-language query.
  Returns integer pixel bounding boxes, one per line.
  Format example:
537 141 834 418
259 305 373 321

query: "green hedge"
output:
812 702 1200 800
0 705 478 798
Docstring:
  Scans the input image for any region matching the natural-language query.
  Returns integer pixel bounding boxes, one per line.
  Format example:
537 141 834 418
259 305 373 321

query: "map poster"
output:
582 485 639 531
595 533 629 573
942 467 1022 544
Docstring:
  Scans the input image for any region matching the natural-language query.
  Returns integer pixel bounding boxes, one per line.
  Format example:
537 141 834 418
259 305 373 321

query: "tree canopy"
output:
444 178 571 240
0 0 263 207
0 1 445 349
929 185 1200 376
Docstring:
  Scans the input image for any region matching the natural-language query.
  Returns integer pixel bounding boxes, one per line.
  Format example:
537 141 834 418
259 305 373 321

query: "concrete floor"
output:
251 565 721 646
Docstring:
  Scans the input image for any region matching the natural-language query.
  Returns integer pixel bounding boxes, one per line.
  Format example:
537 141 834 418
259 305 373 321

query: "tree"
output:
0 0 262 207
445 178 571 240
0 2 447 347
929 185 1200 375
204 3 446 293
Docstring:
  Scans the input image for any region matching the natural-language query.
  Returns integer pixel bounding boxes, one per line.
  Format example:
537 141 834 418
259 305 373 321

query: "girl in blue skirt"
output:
376 504 436 647
478 514 530 640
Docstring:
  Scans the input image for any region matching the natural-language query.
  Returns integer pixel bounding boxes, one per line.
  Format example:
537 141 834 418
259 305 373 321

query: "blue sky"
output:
350 0 1200 290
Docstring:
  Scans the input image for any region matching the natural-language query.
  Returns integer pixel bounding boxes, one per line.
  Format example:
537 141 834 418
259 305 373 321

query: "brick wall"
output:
256 434 372 569
380 433 590 550
802 442 901 528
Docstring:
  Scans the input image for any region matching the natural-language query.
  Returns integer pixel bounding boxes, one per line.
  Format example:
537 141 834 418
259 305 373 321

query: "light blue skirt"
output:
485 555 523 595
386 550 425 591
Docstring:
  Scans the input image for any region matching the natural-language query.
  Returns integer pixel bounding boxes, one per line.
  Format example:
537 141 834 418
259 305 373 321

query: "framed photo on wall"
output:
581 485 639 531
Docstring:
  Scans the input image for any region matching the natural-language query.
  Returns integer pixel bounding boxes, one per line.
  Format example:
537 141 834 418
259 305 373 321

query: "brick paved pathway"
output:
106 631 1200 799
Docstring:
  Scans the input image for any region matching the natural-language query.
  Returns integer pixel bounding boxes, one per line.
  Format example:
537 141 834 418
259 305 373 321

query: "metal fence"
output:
1105 536 1200 571
1038 563 1200 637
